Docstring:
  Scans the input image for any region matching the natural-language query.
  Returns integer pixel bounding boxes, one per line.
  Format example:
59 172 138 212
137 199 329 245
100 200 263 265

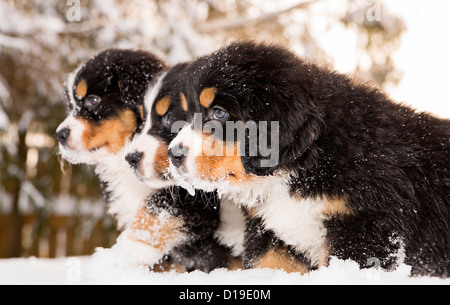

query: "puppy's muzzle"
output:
56 128 70 146
168 145 189 168
126 151 143 171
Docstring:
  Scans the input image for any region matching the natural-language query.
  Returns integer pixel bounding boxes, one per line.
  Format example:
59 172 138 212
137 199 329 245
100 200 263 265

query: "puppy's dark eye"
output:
85 95 102 110
161 112 177 129
212 107 229 121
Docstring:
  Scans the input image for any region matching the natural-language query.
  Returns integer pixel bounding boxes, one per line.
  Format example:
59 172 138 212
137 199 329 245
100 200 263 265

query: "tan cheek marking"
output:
254 247 310 274
75 79 88 99
180 92 188 112
81 109 137 153
199 87 218 108
195 132 256 184
128 207 185 251
155 96 171 116
153 142 170 179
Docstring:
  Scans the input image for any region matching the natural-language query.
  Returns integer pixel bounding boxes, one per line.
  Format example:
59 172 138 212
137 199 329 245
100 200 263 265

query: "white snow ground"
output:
0 247 448 285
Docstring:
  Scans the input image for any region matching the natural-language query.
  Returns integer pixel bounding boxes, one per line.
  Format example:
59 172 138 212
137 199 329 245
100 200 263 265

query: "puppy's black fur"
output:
130 63 235 272
70 49 165 122
146 188 229 272
59 50 232 272
174 41 450 277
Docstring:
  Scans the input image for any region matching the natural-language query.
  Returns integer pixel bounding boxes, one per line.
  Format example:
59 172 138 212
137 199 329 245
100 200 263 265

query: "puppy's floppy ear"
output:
278 109 325 170
216 41 326 176
105 49 166 108
241 100 324 176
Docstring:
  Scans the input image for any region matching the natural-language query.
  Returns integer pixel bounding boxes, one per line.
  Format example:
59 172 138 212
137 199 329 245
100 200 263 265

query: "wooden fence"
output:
0 214 118 258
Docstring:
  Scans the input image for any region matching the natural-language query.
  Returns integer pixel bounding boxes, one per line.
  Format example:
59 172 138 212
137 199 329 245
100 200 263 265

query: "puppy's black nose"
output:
56 128 70 145
168 145 189 168
126 151 143 170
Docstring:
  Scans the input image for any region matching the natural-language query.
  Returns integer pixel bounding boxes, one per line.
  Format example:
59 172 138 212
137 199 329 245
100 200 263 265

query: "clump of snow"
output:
0 247 448 285
0 76 10 131
0 107 9 131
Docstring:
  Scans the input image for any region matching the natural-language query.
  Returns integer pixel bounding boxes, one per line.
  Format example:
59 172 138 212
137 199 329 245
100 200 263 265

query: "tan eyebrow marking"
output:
199 87 218 108
180 92 188 112
137 105 144 120
155 96 171 116
75 79 88 99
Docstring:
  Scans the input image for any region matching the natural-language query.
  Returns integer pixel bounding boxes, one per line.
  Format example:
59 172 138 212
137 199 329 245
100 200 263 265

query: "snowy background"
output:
1 0 449 284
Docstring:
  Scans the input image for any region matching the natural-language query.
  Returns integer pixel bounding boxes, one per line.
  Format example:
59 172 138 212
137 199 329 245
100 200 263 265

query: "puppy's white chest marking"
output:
215 198 246 257
225 176 328 266
255 193 328 266
95 148 153 228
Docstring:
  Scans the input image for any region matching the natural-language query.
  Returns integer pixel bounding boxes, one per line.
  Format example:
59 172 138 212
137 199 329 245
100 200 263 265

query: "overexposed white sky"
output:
309 0 450 118
383 0 450 118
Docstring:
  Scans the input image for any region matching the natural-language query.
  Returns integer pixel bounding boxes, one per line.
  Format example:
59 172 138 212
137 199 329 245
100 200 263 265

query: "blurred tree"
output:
343 0 405 86
0 0 405 257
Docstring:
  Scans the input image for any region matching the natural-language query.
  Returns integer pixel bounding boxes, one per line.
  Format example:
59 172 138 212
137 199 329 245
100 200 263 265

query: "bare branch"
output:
60 17 109 35
0 33 30 52
197 0 319 33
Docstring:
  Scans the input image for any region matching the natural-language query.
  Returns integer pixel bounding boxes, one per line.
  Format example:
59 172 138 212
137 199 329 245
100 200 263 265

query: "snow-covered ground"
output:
0 247 448 285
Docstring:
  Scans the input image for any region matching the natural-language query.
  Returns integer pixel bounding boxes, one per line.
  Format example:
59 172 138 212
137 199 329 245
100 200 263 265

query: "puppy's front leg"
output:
116 206 187 269
243 213 311 274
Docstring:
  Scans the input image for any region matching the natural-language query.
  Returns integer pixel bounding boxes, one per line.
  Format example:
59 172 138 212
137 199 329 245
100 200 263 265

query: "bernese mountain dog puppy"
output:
56 49 165 228
167 41 450 277
56 49 234 272
125 63 246 268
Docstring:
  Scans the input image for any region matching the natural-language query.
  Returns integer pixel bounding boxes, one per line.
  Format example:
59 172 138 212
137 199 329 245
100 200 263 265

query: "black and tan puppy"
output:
56 49 166 227
56 49 234 272
126 63 245 271
167 41 450 277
